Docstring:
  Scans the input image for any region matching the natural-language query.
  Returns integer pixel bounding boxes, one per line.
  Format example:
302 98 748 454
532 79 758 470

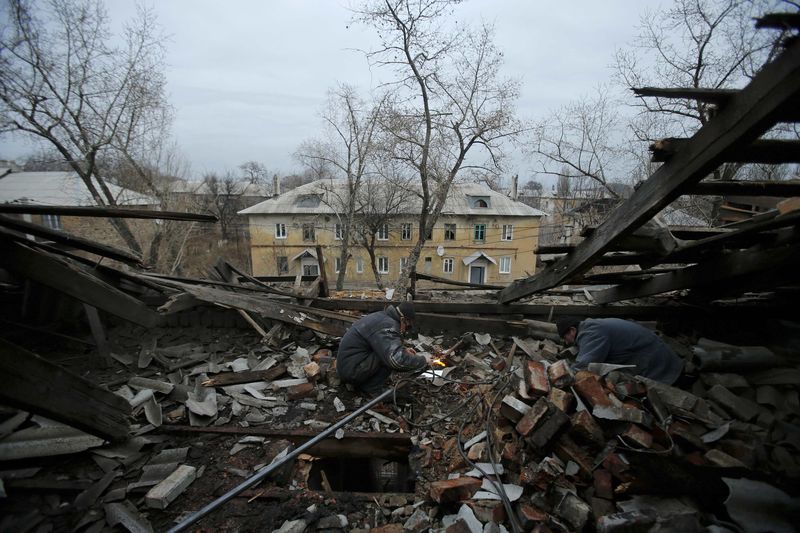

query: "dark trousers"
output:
345 354 392 395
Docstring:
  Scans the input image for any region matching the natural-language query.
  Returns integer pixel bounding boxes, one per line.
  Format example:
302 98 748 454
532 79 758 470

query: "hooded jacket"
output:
336 306 426 382
575 318 683 384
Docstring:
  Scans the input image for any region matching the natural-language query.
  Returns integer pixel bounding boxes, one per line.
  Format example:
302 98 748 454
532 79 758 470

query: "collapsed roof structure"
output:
0 11 798 533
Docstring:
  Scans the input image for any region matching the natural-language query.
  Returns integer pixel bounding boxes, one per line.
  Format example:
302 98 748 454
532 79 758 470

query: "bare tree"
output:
202 172 245 241
354 0 524 295
295 85 386 289
352 170 414 290
530 87 624 199
239 161 271 193
0 0 170 254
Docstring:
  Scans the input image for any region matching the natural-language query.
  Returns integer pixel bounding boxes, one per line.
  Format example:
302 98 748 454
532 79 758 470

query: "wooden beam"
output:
414 272 504 290
251 275 318 283
651 138 800 164
632 87 738 105
201 364 287 387
0 204 218 222
0 239 162 327
416 312 528 336
0 214 143 267
499 39 800 303
593 231 800 304
687 180 800 196
582 225 730 240
755 12 800 30
0 338 131 440
155 279 355 336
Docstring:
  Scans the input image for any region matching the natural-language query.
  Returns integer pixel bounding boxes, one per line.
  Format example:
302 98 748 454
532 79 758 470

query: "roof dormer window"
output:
469 196 490 208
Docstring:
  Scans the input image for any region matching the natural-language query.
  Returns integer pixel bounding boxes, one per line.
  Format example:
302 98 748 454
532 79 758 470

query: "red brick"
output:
553 434 593 475
528 404 570 450
602 453 632 481
525 361 551 396
515 398 549 437
502 441 518 462
286 382 314 400
369 526 404 533
547 360 574 388
570 410 605 446
622 424 653 449
429 477 482 504
593 469 613 500
573 371 613 407
491 358 507 371
468 500 506 523
548 388 575 413
501 395 531 423
444 521 472 533
517 504 548 529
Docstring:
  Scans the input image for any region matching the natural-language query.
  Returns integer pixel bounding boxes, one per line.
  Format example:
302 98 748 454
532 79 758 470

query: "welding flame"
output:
432 358 446 368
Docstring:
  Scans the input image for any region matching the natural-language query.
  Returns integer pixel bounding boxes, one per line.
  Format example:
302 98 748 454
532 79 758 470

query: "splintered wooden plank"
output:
0 239 162 327
651 138 800 164
593 232 800 304
0 204 218 222
0 214 143 266
0 339 131 440
632 87 739 104
688 180 800 196
499 40 800 303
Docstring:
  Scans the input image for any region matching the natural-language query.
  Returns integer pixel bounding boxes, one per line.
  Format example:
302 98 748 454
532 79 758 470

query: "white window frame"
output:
275 223 287 239
401 223 412 240
335 257 342 273
443 257 454 274
377 224 389 241
474 224 486 242
42 214 63 230
400 257 408 273
500 256 512 274
501 224 513 241
334 223 343 240
377 256 389 274
356 257 364 273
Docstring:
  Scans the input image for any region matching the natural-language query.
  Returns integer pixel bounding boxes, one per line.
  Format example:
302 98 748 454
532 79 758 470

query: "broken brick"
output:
517 504 548 530
525 361 550 396
547 359 573 388
548 388 575 413
491 358 507 371
622 424 653 449
527 402 570 450
429 477 482 504
553 434 593 475
574 371 613 407
287 382 315 400
468 500 506 523
593 469 613 500
501 395 531 424
570 410 605 447
501 441 518 463
602 453 631 481
303 362 320 380
515 398 550 437
592 404 652 426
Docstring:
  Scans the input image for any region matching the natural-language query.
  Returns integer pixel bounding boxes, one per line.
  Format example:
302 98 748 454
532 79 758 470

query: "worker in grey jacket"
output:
336 302 432 395
556 317 683 384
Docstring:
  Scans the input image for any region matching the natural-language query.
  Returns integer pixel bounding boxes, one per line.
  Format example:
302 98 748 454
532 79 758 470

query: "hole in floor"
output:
307 456 415 493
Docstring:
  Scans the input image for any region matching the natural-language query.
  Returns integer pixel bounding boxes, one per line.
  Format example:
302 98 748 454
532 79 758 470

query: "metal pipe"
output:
166 387 395 532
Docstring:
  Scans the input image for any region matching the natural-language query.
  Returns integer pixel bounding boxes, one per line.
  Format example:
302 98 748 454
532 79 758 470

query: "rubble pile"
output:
1 321 799 532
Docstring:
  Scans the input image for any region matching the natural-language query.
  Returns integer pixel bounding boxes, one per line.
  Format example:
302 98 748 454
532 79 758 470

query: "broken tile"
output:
144 464 197 509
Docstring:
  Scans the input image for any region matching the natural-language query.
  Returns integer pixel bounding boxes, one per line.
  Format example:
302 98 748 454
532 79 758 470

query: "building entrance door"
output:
469 265 485 284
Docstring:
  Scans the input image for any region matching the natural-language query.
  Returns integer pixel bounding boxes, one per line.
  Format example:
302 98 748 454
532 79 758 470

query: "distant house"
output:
0 170 156 247
239 180 547 287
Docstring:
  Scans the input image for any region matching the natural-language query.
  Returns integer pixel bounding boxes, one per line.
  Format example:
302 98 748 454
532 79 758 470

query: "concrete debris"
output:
104 500 153 533
144 464 196 509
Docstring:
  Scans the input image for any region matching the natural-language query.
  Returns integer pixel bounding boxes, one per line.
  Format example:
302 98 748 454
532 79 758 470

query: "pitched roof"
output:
0 171 155 207
239 179 547 217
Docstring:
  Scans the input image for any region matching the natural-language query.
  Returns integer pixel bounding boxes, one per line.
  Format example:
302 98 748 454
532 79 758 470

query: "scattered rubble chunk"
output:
430 477 482 504
144 464 197 509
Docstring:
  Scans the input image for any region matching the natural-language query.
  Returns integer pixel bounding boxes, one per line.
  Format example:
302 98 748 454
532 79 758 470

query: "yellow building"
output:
240 180 547 287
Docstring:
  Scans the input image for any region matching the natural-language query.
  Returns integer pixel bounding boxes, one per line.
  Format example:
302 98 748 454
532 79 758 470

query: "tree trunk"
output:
364 237 383 290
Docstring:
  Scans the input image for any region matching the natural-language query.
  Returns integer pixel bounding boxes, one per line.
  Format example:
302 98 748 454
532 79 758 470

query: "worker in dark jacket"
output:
556 317 683 384
336 302 432 395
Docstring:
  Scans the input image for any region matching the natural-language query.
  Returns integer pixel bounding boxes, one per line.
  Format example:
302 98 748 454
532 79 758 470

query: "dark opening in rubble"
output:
308 457 415 493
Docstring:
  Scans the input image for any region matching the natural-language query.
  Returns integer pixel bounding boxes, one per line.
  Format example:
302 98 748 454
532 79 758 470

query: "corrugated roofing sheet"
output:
0 171 156 206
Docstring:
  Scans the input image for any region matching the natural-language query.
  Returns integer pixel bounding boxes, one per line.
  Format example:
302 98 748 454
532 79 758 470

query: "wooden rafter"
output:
651 138 800 164
498 38 800 303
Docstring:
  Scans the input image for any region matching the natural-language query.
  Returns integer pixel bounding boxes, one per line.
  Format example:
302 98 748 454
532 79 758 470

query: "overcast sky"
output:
2 0 661 181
